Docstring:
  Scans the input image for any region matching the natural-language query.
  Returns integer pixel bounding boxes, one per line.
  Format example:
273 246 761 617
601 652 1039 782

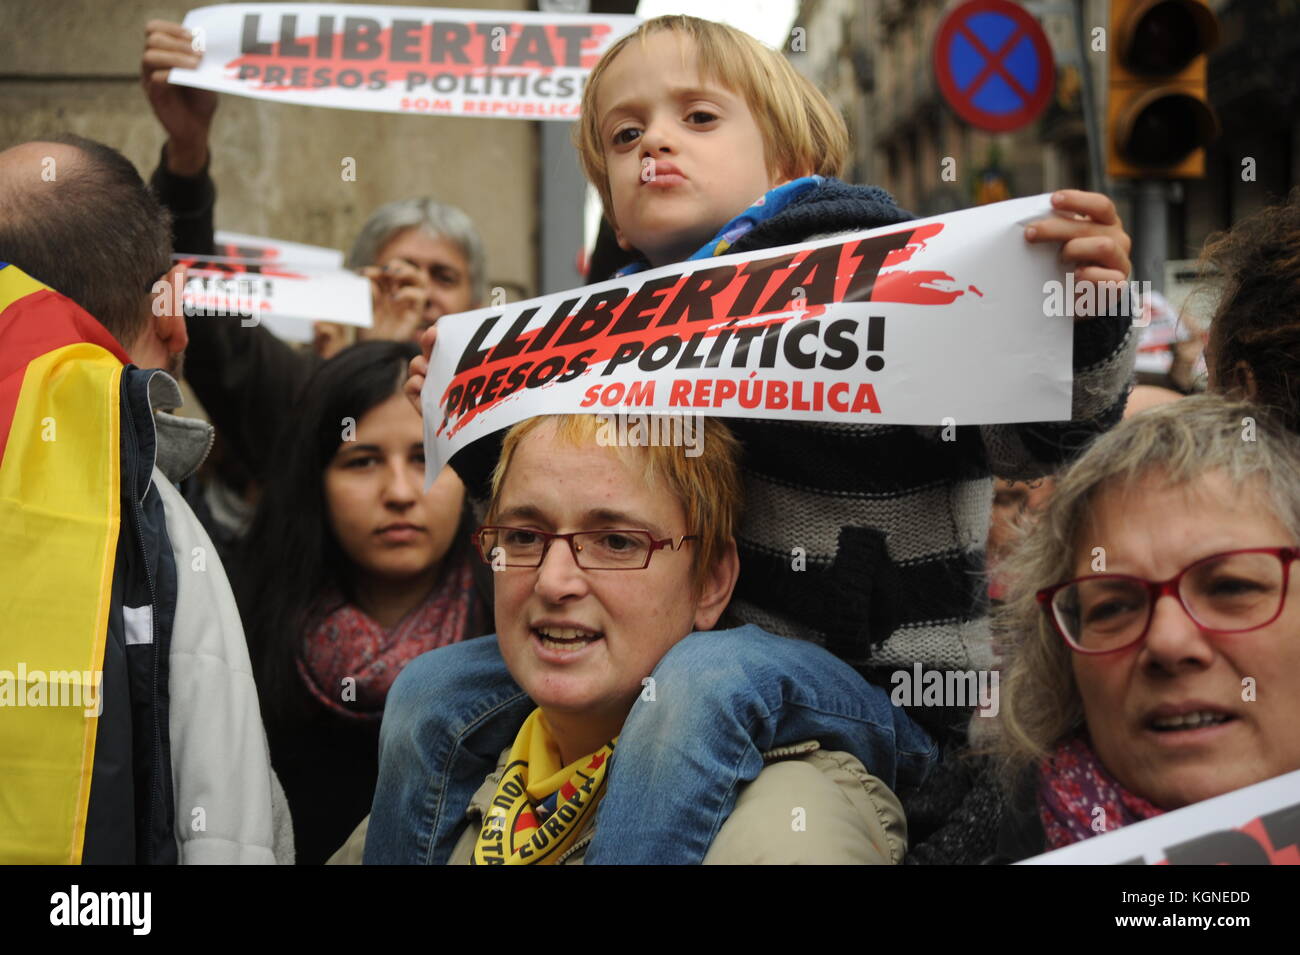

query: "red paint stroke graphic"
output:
174 241 308 280
872 271 967 305
879 222 944 266
871 222 985 305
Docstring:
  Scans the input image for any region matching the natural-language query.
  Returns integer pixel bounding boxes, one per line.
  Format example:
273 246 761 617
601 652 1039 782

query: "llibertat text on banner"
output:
421 195 1073 479
168 3 641 120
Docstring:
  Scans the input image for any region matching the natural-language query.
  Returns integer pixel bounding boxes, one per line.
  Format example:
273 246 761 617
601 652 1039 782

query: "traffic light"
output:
1107 0 1220 178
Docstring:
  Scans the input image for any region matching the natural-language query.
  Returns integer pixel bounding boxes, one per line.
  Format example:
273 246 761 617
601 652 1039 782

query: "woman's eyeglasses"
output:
1037 547 1300 654
474 526 697 571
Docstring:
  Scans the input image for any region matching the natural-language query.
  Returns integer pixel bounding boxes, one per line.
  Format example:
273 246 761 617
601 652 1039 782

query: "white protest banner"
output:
173 230 371 332
1019 768 1300 865
211 230 345 269
421 195 1073 476
1134 289 1186 375
1164 257 1222 329
204 231 349 341
168 3 641 120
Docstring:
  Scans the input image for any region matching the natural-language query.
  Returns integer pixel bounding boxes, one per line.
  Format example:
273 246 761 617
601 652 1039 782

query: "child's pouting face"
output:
597 31 788 269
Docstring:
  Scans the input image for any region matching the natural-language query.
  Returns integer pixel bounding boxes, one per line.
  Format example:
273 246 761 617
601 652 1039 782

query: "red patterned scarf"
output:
297 552 483 719
1038 735 1165 849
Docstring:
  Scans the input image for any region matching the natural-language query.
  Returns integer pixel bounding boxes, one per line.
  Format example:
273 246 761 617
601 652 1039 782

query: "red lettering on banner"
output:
651 378 883 415
853 383 881 413
578 381 657 407
626 380 655 406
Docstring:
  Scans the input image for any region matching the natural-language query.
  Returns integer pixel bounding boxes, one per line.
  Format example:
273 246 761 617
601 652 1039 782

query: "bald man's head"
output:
0 134 172 349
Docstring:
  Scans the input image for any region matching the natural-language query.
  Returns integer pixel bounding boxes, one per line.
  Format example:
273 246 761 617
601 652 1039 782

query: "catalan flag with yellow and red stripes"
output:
0 262 132 863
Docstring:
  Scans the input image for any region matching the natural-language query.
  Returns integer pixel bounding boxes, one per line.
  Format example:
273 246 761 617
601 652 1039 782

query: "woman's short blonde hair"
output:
573 14 849 225
993 394 1300 783
486 415 743 592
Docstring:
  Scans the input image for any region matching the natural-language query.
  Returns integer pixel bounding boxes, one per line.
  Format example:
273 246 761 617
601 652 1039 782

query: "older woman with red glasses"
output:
991 394 1300 858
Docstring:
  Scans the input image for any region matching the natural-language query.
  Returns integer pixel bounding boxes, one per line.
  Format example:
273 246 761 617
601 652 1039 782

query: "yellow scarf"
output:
471 709 616 865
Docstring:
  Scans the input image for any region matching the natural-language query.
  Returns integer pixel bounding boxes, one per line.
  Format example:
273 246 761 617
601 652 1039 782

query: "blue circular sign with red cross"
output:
934 0 1055 132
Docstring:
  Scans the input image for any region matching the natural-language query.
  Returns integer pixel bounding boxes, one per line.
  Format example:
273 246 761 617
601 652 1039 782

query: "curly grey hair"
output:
992 394 1300 783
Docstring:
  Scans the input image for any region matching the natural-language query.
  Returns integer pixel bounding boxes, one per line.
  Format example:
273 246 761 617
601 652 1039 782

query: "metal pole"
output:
537 0 589 294
1135 178 1168 293
1071 0 1106 194
538 120 587 294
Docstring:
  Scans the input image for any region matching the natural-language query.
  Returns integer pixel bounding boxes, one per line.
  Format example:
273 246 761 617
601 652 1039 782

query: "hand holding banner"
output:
168 3 640 120
421 195 1074 477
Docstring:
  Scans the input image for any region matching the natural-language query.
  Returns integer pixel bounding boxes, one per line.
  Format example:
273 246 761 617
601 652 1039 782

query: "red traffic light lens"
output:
1123 0 1220 75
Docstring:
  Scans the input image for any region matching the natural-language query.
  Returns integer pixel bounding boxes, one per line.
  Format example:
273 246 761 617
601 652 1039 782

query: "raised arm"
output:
141 19 315 481
142 20 218 256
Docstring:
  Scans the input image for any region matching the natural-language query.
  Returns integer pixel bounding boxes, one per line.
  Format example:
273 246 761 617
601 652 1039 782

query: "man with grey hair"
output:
140 18 489 500
349 196 489 317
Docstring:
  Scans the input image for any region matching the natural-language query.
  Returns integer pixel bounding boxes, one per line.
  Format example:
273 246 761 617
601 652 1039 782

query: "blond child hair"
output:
573 14 849 224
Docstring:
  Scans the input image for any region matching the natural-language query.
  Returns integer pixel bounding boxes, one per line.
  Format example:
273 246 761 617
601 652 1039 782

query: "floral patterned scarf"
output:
1038 735 1165 849
297 552 483 720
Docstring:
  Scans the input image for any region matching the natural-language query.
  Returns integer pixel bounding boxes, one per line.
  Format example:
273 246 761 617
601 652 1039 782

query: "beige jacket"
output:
330 741 906 865
454 740 906 864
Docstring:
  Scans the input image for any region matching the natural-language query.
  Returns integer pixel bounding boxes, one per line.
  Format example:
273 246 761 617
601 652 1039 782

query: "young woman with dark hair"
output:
236 340 488 864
